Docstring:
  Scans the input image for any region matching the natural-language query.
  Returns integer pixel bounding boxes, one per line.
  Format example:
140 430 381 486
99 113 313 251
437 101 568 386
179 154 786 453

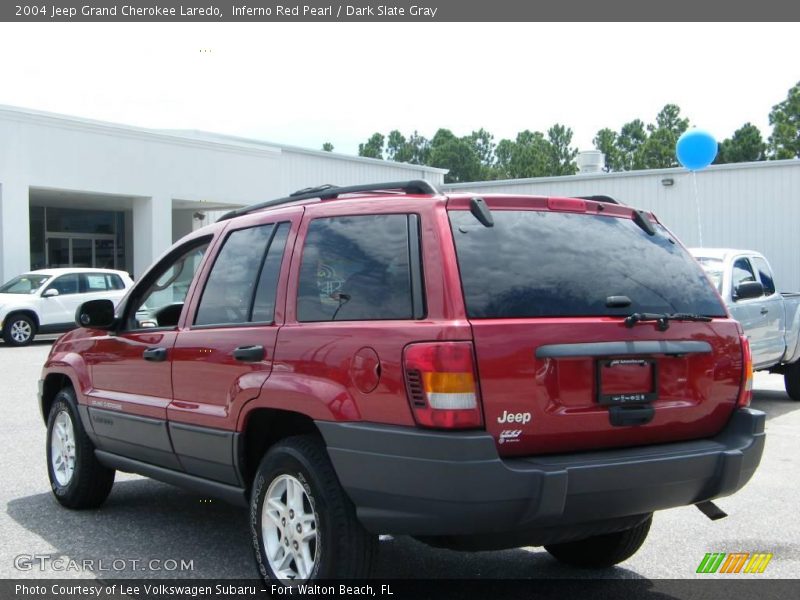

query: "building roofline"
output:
0 104 447 174
159 129 449 174
0 104 283 157
442 158 800 189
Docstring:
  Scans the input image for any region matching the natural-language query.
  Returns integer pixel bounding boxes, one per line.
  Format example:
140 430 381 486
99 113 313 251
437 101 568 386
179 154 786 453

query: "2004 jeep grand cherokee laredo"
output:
39 181 764 584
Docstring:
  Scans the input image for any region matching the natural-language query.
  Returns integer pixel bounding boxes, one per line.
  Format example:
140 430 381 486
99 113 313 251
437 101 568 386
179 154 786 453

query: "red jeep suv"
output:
39 181 764 583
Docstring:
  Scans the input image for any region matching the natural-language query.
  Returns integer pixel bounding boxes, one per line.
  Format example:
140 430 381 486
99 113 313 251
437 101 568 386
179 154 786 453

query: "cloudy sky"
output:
0 23 796 155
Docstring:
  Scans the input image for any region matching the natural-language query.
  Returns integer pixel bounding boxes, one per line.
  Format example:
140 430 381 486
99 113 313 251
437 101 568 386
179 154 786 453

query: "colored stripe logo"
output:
697 552 773 574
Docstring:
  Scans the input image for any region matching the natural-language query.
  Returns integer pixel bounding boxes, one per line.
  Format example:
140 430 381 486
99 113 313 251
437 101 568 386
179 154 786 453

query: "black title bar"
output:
3 0 800 22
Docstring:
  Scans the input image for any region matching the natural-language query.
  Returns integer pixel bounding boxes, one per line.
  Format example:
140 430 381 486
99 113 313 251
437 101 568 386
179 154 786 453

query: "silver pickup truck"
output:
690 248 800 400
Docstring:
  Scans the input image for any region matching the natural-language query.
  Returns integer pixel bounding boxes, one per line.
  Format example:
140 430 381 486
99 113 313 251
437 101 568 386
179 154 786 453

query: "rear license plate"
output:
596 358 657 405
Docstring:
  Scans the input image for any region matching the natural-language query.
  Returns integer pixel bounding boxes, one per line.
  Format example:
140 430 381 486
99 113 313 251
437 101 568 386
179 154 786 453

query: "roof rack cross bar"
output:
217 179 438 222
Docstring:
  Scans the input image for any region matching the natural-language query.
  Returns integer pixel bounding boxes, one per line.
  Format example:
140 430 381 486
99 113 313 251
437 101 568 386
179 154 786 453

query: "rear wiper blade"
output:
624 312 712 331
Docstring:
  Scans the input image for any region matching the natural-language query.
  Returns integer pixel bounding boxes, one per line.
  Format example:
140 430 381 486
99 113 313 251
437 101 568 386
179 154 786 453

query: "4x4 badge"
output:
499 430 523 444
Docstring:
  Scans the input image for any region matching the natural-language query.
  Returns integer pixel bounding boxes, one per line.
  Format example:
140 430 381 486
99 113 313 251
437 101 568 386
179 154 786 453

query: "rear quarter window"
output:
108 274 126 290
297 215 414 322
449 210 726 319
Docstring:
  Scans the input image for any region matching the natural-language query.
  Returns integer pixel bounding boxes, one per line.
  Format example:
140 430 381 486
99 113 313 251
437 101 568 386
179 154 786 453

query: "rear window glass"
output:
449 210 726 319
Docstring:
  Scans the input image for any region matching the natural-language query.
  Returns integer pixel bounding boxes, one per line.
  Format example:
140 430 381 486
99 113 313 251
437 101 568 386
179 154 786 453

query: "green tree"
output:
617 119 648 170
494 130 551 179
385 130 407 162
468 128 495 165
641 104 690 169
546 124 578 175
385 130 431 164
428 128 482 183
467 128 496 179
405 131 431 165
593 128 622 171
493 138 516 179
321 142 334 152
717 123 766 163
358 133 385 159
430 128 457 148
768 81 800 159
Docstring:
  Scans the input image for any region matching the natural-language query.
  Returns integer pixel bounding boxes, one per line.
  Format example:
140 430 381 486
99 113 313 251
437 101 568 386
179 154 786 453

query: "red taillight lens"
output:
403 342 483 429
738 335 753 408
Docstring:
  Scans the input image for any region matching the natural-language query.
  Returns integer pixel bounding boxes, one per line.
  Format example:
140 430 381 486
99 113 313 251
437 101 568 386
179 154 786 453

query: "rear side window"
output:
449 210 726 318
751 256 776 295
297 215 415 322
82 273 125 291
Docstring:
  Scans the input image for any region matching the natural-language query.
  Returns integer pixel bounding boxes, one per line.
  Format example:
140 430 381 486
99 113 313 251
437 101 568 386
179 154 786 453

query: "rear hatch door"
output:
448 197 743 456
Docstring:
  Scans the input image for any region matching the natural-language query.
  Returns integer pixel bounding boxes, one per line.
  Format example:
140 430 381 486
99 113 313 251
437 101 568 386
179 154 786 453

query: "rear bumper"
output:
316 408 765 536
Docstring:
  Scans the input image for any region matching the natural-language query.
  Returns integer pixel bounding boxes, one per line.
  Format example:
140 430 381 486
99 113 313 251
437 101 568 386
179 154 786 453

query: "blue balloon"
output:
676 129 718 171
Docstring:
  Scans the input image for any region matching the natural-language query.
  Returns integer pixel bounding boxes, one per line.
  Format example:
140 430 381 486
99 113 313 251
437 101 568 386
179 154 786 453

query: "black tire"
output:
545 515 652 568
2 313 36 346
784 362 800 401
46 388 115 509
250 435 377 585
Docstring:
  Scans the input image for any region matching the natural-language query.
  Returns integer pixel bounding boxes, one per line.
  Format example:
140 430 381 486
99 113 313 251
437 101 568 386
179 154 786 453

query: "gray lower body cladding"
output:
316 408 765 539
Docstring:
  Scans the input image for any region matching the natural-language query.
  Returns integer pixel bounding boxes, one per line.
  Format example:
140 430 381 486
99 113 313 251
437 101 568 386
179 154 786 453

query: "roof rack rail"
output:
217 180 439 222
576 195 622 205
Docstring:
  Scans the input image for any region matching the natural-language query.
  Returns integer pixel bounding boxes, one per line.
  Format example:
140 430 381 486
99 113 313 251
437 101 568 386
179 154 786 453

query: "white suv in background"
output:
0 268 133 346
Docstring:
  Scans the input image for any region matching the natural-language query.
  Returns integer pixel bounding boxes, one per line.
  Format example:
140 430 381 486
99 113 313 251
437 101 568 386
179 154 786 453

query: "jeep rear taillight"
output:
738 335 753 408
403 342 483 429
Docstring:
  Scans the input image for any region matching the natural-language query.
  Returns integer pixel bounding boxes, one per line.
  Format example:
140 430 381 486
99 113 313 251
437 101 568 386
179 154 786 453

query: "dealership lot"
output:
1 341 798 580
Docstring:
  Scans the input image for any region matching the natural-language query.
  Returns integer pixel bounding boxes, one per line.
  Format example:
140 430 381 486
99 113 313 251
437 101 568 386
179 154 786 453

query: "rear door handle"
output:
143 347 168 362
233 345 265 362
761 307 769 315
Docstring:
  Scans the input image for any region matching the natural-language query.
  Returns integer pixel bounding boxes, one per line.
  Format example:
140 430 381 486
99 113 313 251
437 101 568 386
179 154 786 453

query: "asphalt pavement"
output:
1 340 798 580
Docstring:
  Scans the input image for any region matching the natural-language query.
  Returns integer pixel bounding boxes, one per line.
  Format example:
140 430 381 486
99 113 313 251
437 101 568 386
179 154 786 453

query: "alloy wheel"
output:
50 410 76 486
10 319 32 343
262 474 319 580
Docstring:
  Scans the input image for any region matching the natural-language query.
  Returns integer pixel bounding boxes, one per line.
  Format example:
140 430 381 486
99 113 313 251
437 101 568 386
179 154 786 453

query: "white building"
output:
444 159 800 291
0 105 446 283
3 104 798 292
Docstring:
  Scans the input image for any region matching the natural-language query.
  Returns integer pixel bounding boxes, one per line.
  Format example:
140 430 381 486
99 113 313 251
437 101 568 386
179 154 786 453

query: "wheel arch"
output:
4 309 40 330
238 408 323 490
40 372 80 425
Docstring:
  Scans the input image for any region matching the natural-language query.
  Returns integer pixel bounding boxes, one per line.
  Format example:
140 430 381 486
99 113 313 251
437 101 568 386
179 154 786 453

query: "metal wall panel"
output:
204 151 446 223
279 150 445 193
